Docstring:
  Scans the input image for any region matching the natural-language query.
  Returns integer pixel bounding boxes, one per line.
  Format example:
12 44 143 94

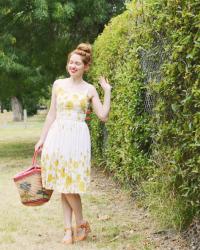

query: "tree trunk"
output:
11 96 23 121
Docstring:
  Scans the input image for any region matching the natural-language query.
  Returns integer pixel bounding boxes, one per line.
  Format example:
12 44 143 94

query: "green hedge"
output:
144 0 200 229
89 4 150 186
88 0 200 229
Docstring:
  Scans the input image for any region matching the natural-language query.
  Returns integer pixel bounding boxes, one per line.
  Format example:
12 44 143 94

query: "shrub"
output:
88 0 200 229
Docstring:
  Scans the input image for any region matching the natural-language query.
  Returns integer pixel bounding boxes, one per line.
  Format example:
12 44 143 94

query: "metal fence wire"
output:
139 32 169 114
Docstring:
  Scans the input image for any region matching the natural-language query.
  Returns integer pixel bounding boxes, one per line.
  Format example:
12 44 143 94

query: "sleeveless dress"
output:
41 83 91 193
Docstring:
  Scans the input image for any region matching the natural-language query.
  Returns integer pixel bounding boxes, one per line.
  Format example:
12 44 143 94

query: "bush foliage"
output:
88 0 200 229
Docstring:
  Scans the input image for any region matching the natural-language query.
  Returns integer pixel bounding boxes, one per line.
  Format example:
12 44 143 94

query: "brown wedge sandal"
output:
73 221 91 242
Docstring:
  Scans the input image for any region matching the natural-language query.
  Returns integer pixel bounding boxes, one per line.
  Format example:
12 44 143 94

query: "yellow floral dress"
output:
41 84 91 193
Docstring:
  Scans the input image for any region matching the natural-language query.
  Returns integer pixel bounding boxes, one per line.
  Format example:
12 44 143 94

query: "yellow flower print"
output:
65 101 73 110
56 87 65 96
54 159 59 167
60 168 65 178
76 174 81 182
78 180 85 192
86 168 90 177
80 98 87 111
44 153 49 160
64 161 68 167
66 175 73 185
48 164 53 171
47 174 54 183
72 94 78 100
72 160 79 168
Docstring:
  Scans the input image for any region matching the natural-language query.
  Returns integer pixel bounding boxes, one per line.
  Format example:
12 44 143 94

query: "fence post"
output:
23 109 27 128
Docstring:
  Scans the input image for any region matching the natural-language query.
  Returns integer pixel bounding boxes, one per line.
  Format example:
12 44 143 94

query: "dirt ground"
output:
0 163 189 250
87 167 189 250
0 114 189 250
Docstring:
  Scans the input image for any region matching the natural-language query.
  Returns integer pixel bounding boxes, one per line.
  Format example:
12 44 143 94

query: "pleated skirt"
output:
41 117 91 193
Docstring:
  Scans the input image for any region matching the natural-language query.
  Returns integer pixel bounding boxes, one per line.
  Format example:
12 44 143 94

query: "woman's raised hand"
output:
99 76 112 91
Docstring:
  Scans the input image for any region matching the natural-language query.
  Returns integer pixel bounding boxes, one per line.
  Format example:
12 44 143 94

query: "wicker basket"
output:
13 150 53 206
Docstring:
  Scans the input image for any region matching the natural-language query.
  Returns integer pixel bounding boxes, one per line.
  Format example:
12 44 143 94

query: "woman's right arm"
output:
35 80 58 152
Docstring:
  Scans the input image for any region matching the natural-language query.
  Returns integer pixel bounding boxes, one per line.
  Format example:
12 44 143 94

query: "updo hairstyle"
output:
67 43 92 66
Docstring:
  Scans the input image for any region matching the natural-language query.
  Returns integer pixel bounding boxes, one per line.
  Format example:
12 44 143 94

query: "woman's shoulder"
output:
53 78 65 87
84 82 97 100
50 79 65 96
84 82 93 90
52 79 68 94
83 80 96 91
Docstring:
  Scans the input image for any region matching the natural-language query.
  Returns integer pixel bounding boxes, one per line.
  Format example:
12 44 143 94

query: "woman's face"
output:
67 53 87 77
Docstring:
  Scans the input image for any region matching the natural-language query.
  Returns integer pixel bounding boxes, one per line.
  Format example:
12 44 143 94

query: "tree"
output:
0 0 126 119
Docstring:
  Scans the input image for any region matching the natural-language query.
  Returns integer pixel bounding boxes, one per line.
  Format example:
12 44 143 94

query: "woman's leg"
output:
64 193 84 225
64 193 91 240
61 193 73 242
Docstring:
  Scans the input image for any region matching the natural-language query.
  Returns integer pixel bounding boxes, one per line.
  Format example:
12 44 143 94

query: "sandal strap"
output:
64 227 72 231
76 222 91 233
76 221 89 228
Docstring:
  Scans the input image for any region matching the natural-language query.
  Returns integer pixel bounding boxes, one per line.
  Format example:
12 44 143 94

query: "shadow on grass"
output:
0 141 35 159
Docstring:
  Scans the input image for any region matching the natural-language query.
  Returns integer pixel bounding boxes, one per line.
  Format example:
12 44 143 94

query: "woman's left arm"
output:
90 76 112 122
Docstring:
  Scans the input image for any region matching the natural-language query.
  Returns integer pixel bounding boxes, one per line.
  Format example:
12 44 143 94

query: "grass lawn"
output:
0 113 186 250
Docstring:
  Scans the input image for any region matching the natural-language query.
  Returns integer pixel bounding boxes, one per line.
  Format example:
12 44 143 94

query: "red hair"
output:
67 43 92 66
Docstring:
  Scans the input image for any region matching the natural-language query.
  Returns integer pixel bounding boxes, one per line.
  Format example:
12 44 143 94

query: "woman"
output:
35 43 112 244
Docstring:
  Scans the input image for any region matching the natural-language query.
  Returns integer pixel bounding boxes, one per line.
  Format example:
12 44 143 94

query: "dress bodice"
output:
55 85 90 122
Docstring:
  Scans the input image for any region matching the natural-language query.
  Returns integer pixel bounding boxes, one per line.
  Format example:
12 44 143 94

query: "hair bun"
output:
76 43 92 56
68 42 92 66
